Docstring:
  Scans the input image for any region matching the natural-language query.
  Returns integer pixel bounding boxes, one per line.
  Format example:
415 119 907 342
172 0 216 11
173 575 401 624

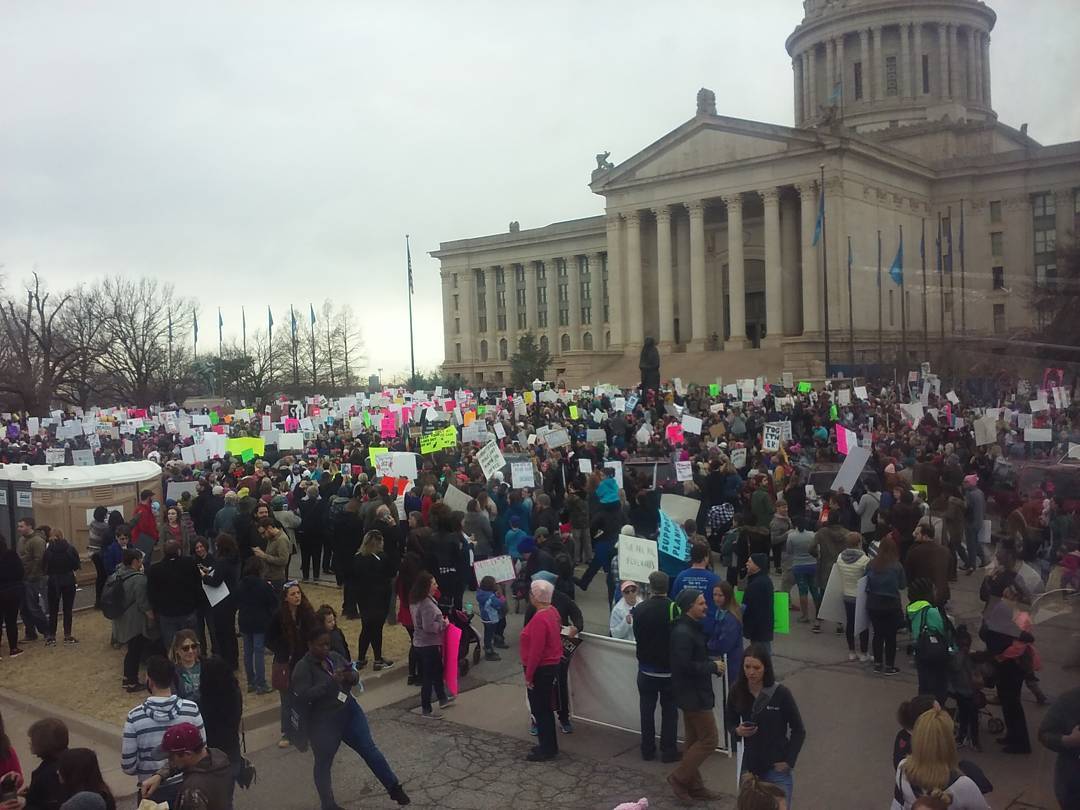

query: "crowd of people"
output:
0 369 1077 808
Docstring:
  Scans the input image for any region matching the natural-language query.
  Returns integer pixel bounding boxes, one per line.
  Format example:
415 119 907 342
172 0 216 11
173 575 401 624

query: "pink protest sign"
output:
283 418 300 433
380 414 396 438
442 623 462 696
665 423 684 445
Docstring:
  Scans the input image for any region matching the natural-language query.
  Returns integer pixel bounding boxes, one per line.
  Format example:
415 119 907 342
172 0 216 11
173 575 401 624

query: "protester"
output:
519 578 562 762
1037 686 1080 810
609 580 640 641
0 538 24 660
891 708 990 809
290 628 411 809
15 518 49 643
668 588 724 803
706 580 743 680
835 532 870 661
138 722 233 810
265 581 318 749
201 533 240 670
742 553 775 654
737 772 788 810
632 571 679 764
524 570 582 735
671 543 721 600
476 574 508 660
906 522 951 609
147 541 203 651
133 490 160 563
17 718 69 810
57 748 116 810
408 571 450 719
907 578 953 703
108 547 157 691
254 518 292 590
785 516 817 625
87 507 111 610
867 536 906 675
809 512 847 634
316 604 352 661
351 530 395 671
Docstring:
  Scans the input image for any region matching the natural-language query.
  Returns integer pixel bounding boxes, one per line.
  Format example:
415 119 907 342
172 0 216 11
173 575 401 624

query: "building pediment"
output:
591 115 829 192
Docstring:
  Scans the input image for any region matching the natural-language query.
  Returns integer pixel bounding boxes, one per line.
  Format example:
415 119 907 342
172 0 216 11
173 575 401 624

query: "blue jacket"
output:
706 608 743 677
476 588 506 624
103 540 125 575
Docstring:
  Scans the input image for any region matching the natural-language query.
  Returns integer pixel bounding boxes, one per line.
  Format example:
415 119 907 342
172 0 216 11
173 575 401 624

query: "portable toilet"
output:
31 461 162 555
0 464 56 546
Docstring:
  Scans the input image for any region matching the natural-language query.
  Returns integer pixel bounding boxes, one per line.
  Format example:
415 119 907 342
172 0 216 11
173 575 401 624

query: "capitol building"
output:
433 0 1080 387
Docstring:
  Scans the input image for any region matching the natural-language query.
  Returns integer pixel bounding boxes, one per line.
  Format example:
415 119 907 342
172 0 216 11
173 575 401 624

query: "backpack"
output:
100 571 128 620
914 605 952 666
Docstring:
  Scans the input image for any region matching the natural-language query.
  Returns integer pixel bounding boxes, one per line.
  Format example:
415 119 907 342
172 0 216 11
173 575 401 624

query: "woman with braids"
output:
266 581 318 750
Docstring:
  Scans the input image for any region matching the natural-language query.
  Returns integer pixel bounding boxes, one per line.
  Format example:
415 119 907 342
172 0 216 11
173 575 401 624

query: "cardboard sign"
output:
510 461 535 489
730 447 747 468
473 555 515 584
545 428 570 449
656 510 690 561
763 423 782 452
45 448 65 465
71 449 95 466
476 441 506 480
442 484 472 513
681 415 703 435
579 458 593 475
659 493 700 526
675 461 693 482
618 535 659 583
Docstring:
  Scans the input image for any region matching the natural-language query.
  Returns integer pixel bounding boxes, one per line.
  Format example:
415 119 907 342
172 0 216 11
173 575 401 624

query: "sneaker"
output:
847 652 858 661
256 685 274 695
421 709 443 719
9 648 24 659
484 650 501 662
811 622 822 633
44 638 57 647
438 699 455 710
124 683 143 693
528 722 538 736
277 737 290 749
494 637 510 650
873 663 884 674
560 721 573 734
525 749 556 762
374 659 394 672
883 666 901 676
389 784 411 806
355 659 368 670
64 637 78 645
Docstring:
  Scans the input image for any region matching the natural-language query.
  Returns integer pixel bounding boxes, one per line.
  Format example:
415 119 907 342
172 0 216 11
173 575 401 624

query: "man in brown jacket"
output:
142 722 234 810
904 521 951 606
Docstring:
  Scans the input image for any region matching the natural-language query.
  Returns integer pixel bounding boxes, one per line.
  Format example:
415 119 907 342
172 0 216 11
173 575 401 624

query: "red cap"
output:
154 723 204 756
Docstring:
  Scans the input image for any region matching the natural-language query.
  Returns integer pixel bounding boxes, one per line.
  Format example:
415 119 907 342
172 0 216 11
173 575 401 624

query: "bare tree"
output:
335 303 365 392
0 273 84 414
54 284 108 409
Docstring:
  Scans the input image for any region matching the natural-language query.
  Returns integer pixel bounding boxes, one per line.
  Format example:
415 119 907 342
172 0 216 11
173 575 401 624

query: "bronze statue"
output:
595 151 614 171
639 336 660 396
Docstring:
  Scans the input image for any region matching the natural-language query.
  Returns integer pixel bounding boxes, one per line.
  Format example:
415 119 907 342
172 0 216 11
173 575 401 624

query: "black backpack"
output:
100 571 128 620
914 605 952 666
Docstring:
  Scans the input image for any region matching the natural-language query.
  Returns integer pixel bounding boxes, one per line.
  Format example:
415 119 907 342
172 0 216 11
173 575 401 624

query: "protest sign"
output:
511 461 536 489
579 458 592 474
586 429 606 444
545 428 570 448
730 447 747 468
656 510 690 561
1024 427 1052 443
442 485 472 513
681 415 703 435
166 481 198 502
828 446 871 492
974 415 998 446
762 423 782 452
476 441 506 480
473 555 515 584
618 535 659 583
45 448 65 465
71 449 95 466
604 460 623 489
278 432 303 451
659 493 699 526
675 461 693 482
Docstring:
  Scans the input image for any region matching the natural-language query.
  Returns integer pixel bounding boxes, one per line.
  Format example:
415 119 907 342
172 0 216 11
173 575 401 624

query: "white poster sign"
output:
472 555 516 584
578 458 593 475
618 535 659 583
510 461 535 490
681 415 703 435
828 446 871 492
71 449 95 466
476 441 506 480
659 493 700 526
675 461 693 482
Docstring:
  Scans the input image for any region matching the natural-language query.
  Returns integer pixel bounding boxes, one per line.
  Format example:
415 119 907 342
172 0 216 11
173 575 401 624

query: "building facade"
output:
433 0 1080 387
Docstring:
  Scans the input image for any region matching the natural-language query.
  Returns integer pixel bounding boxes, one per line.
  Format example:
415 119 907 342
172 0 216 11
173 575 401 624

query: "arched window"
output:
499 338 508 360
605 330 611 348
561 334 571 352
480 340 488 361
539 335 549 353
583 331 593 350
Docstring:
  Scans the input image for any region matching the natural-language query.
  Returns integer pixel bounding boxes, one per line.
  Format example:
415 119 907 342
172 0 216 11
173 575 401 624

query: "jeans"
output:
123 634 147 684
21 577 49 638
0 588 21 653
243 633 267 689
954 694 979 745
135 533 156 564
761 766 794 807
573 528 591 563
637 672 678 758
527 664 559 756
46 578 75 639
843 598 868 654
792 565 819 605
868 606 900 667
916 660 949 704
964 527 987 570
672 709 718 791
158 612 197 653
482 618 506 651
90 551 107 606
576 540 613 590
995 658 1030 751
310 696 399 810
556 658 571 725
212 603 239 671
416 645 446 712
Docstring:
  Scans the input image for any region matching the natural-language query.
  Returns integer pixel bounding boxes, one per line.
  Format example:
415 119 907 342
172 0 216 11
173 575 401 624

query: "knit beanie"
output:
675 588 702 614
749 552 769 572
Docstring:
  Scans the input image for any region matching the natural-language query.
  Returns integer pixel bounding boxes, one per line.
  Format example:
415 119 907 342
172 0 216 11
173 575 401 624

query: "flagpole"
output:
899 225 908 369
847 236 855 367
217 307 223 399
959 199 967 334
406 234 416 384
309 305 317 388
921 218 929 359
937 213 945 348
820 164 832 377
167 313 174 404
193 312 198 360
877 230 883 371
242 306 247 359
267 307 274 394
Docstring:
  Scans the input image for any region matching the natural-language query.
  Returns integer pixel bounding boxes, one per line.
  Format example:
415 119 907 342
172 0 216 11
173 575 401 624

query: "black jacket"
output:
725 684 806 776
147 555 203 617
632 596 676 673
670 615 716 711
42 540 80 587
742 569 775 643
350 552 394 613
235 575 278 634
291 651 357 733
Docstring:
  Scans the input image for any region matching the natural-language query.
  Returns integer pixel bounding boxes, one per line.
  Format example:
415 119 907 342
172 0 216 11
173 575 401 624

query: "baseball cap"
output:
153 722 204 757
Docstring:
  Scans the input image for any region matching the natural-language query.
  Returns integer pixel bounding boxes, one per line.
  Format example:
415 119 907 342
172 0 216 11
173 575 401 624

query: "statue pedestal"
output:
724 338 750 352
686 340 708 353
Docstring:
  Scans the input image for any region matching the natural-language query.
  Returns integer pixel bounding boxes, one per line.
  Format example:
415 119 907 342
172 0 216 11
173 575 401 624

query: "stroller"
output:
448 606 483 676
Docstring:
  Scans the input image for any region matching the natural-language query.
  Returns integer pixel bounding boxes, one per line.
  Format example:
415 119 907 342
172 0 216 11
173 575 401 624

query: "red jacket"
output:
133 502 159 541
519 606 562 683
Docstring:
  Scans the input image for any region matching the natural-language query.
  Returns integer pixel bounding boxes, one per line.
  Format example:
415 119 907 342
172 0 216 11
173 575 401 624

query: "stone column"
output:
524 261 538 338
605 214 624 348
982 32 992 108
724 193 747 349
675 214 691 345
624 212 644 348
798 183 820 333
441 273 454 363
913 22 924 96
825 39 835 99
547 258 561 356
949 24 960 99
793 58 803 125
587 252 604 347
973 29 983 103
871 26 882 101
762 188 783 346
835 35 845 104
965 27 976 101
504 263 518 357
859 29 870 101
654 206 675 347
461 269 476 361
938 23 949 99
807 46 817 115
780 193 802 336
567 255 582 351
900 23 911 99
686 201 709 351
485 266 498 341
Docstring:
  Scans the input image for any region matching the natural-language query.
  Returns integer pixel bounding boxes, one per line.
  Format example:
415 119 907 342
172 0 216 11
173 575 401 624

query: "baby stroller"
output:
448 606 483 676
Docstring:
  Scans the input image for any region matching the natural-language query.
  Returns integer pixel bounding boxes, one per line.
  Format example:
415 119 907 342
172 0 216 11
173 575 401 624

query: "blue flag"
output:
290 306 297 336
828 81 842 104
310 303 316 326
811 190 825 246
889 233 904 286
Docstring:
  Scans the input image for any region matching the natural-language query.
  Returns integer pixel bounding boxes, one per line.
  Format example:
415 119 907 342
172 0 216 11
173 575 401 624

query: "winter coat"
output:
742 569 775 643
670 614 715 712
810 525 848 589
111 567 157 643
835 547 870 598
234 575 278 635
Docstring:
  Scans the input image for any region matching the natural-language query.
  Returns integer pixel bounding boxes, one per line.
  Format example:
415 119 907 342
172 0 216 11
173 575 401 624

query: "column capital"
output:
794 181 816 197
937 21 947 32
623 210 641 226
652 205 672 223
721 193 744 210
759 188 781 205
684 200 706 218
587 251 604 264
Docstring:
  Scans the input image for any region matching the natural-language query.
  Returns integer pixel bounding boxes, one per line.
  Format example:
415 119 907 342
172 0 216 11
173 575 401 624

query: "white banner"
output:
569 632 730 754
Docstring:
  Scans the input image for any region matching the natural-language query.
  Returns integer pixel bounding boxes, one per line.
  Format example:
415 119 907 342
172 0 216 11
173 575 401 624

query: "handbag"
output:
271 661 291 691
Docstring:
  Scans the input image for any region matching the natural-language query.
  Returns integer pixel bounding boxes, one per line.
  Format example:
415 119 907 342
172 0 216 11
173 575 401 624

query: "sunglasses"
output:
283 579 300 589
180 644 199 651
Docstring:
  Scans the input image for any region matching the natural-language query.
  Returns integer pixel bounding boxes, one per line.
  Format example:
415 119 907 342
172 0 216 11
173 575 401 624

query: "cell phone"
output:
0 773 18 801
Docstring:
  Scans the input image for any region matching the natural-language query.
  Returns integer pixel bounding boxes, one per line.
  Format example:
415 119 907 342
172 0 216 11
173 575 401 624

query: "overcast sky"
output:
2 0 1077 381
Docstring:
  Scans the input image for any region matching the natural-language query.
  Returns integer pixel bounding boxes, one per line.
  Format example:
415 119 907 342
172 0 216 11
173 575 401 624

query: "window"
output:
559 307 568 327
516 288 527 309
989 200 1002 223
539 335 549 353
480 340 488 361
478 315 487 331
602 262 610 321
1036 263 1058 288
922 55 930 94
477 371 484 383
538 265 546 282
888 290 895 326
885 56 898 96
853 62 863 100
516 266 525 284
582 305 591 325
992 266 1004 289
538 310 547 328
496 267 505 287
518 311 526 329
1033 193 1056 217
495 371 504 383
477 272 486 290
496 289 506 309
455 343 462 362
558 282 568 303
944 291 953 314
561 334 570 352
452 273 458 289
583 332 593 350
605 330 611 348
993 304 1005 334
582 280 591 301
558 261 568 279
499 338 508 360
1034 229 1056 254
990 232 1003 257
453 294 459 311
454 317 460 334
538 287 547 306
497 313 506 330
